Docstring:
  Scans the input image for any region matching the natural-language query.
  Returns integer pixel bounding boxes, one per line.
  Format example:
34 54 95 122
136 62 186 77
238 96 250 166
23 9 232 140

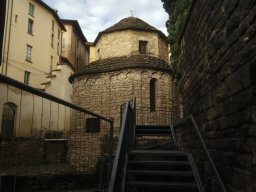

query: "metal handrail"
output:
108 98 135 192
170 125 176 145
173 114 227 192
0 74 113 123
188 153 204 192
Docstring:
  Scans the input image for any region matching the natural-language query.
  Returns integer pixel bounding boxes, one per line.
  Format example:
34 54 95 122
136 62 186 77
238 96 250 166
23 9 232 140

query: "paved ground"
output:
0 163 77 176
41 189 98 192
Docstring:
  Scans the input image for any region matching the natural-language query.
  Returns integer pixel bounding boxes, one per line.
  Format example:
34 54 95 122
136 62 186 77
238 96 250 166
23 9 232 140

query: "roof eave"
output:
37 0 66 31
62 19 87 42
69 66 172 83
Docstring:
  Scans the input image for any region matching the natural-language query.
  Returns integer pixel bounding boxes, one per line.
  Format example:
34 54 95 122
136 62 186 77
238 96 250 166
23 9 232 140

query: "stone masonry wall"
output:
72 69 177 134
0 139 67 168
95 30 168 62
180 1 256 191
70 68 179 172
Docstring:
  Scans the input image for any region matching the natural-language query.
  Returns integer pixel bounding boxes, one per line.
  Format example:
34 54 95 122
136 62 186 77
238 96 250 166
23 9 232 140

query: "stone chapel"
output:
68 16 179 171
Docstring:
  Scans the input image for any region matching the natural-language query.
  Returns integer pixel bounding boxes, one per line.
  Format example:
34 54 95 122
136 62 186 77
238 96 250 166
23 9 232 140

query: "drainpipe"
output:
1 0 8 74
0 0 7 69
5 0 14 75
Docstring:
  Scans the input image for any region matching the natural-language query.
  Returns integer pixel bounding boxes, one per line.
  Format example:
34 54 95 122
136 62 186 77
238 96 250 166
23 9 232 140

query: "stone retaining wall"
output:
180 1 256 191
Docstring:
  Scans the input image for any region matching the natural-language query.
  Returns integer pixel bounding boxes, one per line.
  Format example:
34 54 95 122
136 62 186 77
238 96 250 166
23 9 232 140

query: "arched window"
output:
1 102 16 140
150 78 156 112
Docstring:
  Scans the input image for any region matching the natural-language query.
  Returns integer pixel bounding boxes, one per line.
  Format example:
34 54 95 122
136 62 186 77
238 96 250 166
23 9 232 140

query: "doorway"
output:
1 102 16 140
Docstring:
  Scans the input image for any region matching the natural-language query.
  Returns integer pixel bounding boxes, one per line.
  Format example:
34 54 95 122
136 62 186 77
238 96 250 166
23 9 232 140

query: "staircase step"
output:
136 128 171 133
127 170 193 176
136 125 170 129
129 150 187 156
136 125 171 137
129 150 188 162
126 181 198 189
136 133 171 136
128 160 190 166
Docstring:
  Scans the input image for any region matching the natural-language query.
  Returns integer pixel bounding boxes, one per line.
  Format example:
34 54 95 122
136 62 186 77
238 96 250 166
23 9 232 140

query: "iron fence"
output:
0 74 114 191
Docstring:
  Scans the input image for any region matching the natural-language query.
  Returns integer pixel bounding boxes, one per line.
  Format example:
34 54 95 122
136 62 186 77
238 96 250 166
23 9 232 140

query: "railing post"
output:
132 97 136 145
108 118 114 183
170 125 176 146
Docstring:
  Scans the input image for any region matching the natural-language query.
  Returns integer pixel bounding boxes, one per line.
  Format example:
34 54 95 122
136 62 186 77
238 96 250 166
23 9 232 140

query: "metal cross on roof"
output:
130 9 133 17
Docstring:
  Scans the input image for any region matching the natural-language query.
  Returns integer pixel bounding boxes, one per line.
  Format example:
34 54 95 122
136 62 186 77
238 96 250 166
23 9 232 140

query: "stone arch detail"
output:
150 78 157 112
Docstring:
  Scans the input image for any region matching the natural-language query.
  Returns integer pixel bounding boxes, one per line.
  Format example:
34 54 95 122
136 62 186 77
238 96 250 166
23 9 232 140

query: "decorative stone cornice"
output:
69 55 172 82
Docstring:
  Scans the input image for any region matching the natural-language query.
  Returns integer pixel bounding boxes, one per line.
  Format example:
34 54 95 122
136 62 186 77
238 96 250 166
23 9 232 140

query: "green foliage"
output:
162 0 191 91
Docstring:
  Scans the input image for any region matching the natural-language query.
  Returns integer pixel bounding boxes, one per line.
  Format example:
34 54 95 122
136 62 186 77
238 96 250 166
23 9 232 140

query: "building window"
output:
139 40 148 54
150 78 156 112
24 71 30 84
57 42 59 55
51 33 54 48
58 29 60 40
85 118 100 133
15 15 18 23
27 18 33 35
52 20 54 32
1 103 16 140
26 45 32 62
50 56 53 73
28 3 35 17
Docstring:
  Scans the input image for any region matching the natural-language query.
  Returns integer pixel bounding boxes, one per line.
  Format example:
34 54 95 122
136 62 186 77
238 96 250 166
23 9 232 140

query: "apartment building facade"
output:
1 0 67 88
62 19 89 70
0 0 79 140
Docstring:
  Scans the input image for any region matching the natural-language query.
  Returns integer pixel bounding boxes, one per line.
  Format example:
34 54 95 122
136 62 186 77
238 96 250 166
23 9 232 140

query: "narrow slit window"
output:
51 33 54 48
58 29 60 40
50 55 53 73
139 40 148 54
15 15 18 23
52 20 54 32
150 78 156 112
57 42 59 55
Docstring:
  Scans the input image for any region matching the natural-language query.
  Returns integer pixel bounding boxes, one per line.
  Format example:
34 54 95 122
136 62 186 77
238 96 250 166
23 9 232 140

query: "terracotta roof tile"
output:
94 17 167 44
69 55 172 82
103 17 158 33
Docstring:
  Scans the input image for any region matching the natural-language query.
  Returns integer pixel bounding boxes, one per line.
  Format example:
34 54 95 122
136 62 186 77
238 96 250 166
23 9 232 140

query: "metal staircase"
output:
108 98 227 192
125 125 203 192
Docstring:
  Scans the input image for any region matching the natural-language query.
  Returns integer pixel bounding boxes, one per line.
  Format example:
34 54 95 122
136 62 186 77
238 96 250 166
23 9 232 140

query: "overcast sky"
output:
42 0 169 42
